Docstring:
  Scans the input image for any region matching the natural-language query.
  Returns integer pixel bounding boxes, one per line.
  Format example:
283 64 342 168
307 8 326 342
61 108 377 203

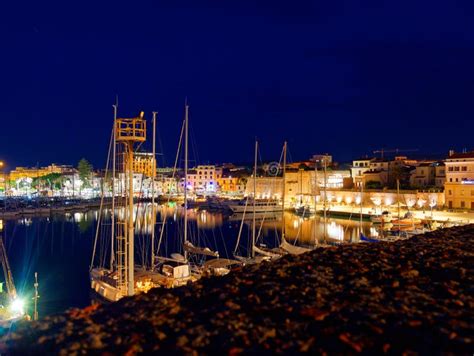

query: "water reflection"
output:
2 206 374 317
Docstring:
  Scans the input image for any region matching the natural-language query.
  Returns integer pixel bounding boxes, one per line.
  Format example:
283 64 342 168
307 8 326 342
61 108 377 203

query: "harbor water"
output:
2 205 375 317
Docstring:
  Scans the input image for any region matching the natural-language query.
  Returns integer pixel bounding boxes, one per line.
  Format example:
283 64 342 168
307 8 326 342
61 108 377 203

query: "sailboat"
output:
234 141 311 262
154 103 228 280
233 140 282 264
277 142 312 255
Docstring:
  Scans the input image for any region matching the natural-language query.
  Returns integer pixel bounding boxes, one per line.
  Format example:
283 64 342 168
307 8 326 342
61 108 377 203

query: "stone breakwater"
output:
2 225 474 354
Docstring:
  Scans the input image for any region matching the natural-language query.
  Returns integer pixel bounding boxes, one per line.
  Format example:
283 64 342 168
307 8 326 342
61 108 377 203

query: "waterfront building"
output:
160 176 179 195
180 165 218 194
409 161 445 188
435 163 446 187
216 175 246 195
132 152 155 177
246 168 351 206
351 158 374 187
352 156 417 189
311 154 333 168
444 150 474 210
9 164 75 181
245 176 283 199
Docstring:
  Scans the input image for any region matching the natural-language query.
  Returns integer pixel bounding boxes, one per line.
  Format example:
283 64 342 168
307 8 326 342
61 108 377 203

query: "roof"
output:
447 151 474 159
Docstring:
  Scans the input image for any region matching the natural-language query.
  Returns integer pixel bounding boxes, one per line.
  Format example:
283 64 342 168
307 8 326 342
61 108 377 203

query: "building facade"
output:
444 151 474 210
9 164 74 181
132 152 155 177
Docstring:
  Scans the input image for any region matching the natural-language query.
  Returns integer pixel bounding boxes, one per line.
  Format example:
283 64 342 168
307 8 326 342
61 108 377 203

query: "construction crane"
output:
373 148 418 159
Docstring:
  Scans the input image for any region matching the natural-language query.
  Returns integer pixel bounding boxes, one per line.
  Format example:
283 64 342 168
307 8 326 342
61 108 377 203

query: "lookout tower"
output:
115 111 147 297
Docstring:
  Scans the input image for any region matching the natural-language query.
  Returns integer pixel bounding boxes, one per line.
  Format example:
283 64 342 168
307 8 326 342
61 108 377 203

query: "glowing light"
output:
355 196 362 205
406 198 416 208
384 197 393 206
345 196 353 204
417 198 426 208
327 221 344 241
10 298 25 315
370 197 382 206
336 196 342 204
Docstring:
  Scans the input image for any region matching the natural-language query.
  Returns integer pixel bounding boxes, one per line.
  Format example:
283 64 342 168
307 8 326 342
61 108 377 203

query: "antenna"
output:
33 272 40 321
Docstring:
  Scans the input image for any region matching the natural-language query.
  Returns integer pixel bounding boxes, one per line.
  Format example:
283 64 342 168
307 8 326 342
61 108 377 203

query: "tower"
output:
115 112 146 296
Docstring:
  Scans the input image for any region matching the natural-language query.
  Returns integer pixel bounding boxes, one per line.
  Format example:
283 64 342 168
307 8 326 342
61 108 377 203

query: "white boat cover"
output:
203 258 242 269
253 245 281 258
184 241 219 257
279 238 312 255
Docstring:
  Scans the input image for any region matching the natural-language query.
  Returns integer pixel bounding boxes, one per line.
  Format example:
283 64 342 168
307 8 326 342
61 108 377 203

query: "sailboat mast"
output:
184 103 189 262
397 178 401 231
111 103 117 270
323 158 327 241
281 141 287 241
359 180 363 233
252 140 257 258
151 111 157 269
127 140 134 296
313 160 318 246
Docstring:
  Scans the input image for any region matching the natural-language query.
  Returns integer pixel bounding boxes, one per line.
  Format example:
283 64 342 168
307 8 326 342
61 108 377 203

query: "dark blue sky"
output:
1 1 473 169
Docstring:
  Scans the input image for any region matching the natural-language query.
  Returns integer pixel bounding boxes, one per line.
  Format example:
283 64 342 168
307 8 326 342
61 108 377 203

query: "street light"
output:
0 161 5 198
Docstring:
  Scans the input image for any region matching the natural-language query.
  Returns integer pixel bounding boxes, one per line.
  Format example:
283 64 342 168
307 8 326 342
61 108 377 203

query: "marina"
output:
2 205 410 316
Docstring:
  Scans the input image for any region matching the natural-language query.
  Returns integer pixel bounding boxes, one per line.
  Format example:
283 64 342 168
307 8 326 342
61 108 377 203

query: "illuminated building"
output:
9 164 74 181
131 152 155 177
216 175 246 195
409 161 445 188
444 150 474 210
245 176 283 199
180 165 218 194
351 158 374 187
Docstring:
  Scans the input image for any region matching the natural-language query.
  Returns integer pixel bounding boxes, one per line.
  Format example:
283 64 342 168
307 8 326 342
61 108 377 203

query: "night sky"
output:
1 1 473 170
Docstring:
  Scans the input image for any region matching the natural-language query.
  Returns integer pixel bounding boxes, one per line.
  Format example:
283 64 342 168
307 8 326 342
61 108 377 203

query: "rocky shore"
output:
2 225 474 354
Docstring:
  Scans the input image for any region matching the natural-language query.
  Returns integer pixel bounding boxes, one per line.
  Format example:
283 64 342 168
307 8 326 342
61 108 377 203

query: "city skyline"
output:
1 2 474 168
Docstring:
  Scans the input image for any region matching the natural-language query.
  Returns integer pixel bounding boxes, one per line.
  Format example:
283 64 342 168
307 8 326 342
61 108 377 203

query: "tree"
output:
366 180 382 190
78 158 93 187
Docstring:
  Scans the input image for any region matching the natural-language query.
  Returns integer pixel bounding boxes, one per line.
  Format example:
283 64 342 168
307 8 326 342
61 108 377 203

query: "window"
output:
448 201 453 208
454 166 460 171
471 190 474 196
461 190 464 196
448 190 452 195
462 166 467 171
461 201 465 208
448 167 453 172
450 178 453 182
456 178 459 182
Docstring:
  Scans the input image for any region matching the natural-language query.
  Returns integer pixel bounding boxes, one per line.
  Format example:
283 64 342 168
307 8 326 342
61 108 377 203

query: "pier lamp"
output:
429 197 437 219
10 297 25 316
0 161 5 198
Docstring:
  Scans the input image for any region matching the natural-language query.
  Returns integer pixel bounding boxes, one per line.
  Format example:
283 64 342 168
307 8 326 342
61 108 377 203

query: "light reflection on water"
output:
3 205 373 317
